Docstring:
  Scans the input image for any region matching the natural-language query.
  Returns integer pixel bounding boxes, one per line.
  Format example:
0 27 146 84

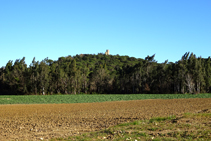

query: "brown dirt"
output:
0 98 211 141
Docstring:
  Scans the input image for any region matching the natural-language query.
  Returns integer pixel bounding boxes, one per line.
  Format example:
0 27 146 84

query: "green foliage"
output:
0 93 211 104
0 52 211 95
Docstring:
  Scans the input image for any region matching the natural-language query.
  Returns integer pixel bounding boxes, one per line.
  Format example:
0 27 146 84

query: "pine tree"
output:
193 57 205 93
205 57 211 92
178 52 189 93
29 57 39 95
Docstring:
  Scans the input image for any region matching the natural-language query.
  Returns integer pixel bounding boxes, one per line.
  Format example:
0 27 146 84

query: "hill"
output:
0 52 211 95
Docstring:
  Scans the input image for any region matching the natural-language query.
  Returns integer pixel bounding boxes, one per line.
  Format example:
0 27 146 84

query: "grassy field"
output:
50 111 211 141
0 93 211 105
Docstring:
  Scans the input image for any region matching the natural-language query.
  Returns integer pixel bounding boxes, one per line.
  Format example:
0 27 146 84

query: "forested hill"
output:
0 52 211 95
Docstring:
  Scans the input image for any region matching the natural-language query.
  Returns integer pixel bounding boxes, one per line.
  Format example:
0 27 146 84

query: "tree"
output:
29 57 39 94
130 61 144 93
38 59 50 95
69 59 77 94
80 65 90 94
10 57 28 94
177 52 189 93
185 53 195 94
205 57 211 92
193 57 205 93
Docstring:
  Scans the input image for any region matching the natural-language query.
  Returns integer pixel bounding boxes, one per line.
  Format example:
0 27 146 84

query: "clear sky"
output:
0 0 210 67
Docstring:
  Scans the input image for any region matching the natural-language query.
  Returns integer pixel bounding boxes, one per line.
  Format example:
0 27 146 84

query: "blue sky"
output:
0 0 210 67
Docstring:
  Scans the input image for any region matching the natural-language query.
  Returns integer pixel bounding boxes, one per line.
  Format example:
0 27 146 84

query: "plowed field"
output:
0 98 211 140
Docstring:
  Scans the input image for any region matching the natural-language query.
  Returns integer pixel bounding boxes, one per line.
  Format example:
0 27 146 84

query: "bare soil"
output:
0 98 211 141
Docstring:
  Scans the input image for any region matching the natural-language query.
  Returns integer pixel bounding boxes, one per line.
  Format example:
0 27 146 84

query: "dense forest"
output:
0 52 211 95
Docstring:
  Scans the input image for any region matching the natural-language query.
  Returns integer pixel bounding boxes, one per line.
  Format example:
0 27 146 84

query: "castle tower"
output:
105 49 109 55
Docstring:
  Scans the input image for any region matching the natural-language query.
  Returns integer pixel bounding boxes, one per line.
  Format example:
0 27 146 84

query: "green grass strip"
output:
0 93 211 105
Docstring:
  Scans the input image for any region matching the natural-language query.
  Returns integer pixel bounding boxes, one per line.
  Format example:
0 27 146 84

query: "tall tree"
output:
205 57 211 92
193 57 205 93
38 59 50 95
29 57 39 94
69 59 77 94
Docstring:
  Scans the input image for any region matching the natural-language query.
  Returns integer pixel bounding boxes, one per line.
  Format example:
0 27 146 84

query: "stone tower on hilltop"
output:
105 49 109 55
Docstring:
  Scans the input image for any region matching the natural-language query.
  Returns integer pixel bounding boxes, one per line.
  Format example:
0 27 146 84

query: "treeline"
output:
0 52 211 95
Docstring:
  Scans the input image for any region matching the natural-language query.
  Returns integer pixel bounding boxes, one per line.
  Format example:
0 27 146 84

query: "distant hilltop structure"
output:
105 49 109 55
